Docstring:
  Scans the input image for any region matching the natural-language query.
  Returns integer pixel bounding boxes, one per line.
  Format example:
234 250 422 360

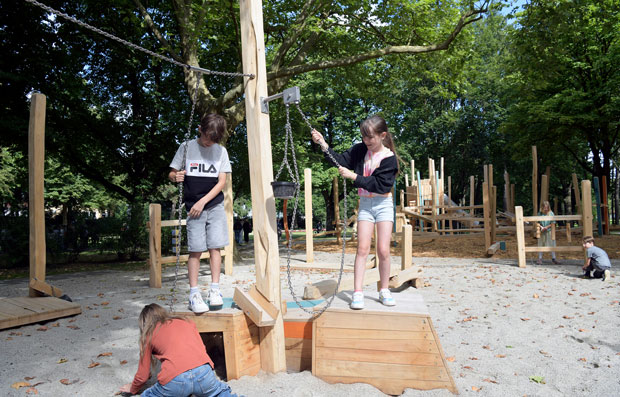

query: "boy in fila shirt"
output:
169 114 232 313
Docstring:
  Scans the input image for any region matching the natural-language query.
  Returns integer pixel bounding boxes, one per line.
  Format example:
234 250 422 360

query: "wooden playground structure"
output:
0 94 82 331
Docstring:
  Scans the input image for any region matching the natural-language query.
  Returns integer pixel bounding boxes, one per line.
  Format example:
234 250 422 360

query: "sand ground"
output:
1 241 619 396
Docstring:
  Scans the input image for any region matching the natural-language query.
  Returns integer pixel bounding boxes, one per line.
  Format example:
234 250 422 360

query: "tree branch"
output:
267 7 487 80
132 0 184 63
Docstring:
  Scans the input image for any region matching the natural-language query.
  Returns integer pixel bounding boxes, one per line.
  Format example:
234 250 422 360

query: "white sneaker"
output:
350 291 364 310
189 293 209 313
379 289 396 306
603 269 611 282
208 289 223 306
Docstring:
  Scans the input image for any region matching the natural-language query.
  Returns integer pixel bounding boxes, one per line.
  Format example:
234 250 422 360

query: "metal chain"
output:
284 103 348 318
169 75 200 311
23 0 254 79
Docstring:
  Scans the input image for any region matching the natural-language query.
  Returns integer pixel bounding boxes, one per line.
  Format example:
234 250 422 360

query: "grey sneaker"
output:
350 291 364 310
189 293 209 313
603 269 611 282
208 289 223 306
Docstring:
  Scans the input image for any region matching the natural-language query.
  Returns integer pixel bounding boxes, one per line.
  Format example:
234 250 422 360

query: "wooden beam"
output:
240 0 285 373
233 286 277 327
532 146 538 216
223 173 234 275
28 93 46 297
486 242 501 257
304 168 314 263
515 206 526 268
582 180 593 237
482 182 491 249
401 224 412 270
149 204 162 288
29 278 63 298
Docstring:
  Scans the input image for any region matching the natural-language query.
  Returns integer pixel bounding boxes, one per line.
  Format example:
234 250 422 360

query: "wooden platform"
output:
175 307 261 380
0 297 82 330
285 291 457 395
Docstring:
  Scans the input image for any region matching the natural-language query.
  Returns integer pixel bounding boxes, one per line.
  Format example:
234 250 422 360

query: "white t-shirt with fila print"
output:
170 139 232 211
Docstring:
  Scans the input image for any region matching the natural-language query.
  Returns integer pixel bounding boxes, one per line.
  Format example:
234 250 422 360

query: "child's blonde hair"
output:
138 304 186 360
540 200 551 213
582 236 595 245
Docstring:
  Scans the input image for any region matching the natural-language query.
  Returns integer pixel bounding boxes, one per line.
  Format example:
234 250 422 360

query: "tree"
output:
503 0 620 189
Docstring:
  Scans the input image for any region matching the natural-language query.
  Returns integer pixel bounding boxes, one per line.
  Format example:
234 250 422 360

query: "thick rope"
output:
23 0 254 79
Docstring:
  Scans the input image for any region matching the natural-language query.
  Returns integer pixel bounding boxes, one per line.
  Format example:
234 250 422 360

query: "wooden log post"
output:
582 180 593 237
28 93 47 297
240 0 285 373
572 173 581 227
483 182 491 249
149 204 162 288
532 146 538 216
469 175 475 229
540 174 549 210
304 168 313 263
515 206 526 268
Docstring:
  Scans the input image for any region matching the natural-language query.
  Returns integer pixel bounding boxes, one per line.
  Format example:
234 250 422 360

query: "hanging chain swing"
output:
273 102 349 318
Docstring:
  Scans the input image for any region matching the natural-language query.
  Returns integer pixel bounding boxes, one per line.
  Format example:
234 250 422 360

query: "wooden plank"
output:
316 337 437 353
486 241 501 256
515 206 526 268
247 285 279 322
28 93 46 297
0 298 81 330
524 246 583 253
318 327 434 341
317 311 430 332
149 203 162 288
315 359 449 382
387 265 423 289
401 224 412 271
582 180 593 238
29 278 63 297
161 219 187 227
523 215 583 222
160 251 219 264
240 0 285 373
319 376 453 396
233 286 275 327
304 168 314 263
315 347 443 367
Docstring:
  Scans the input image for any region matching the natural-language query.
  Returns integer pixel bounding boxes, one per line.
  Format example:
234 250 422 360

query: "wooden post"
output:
572 173 581 227
593 177 603 236
333 176 341 243
410 160 415 185
149 204 162 288
515 206 526 268
304 168 313 263
532 146 538 216
540 175 548 211
28 93 46 297
504 170 510 212
492 185 497 243
602 176 609 234
404 173 409 187
483 182 491 249
510 183 516 214
240 0 285 373
582 180 593 237
223 173 234 275
447 175 451 234
469 175 475 228
401 224 412 270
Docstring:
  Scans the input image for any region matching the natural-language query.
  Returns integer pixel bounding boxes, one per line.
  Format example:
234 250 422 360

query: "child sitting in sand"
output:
582 236 611 282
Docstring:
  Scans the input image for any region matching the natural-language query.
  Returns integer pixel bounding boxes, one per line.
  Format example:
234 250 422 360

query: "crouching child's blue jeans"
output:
141 363 237 397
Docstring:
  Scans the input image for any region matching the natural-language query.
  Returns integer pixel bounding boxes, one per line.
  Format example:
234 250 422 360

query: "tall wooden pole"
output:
28 93 47 297
532 146 538 215
304 168 314 263
239 0 285 373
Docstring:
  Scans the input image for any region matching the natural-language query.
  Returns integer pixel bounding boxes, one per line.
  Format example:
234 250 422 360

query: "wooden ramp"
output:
311 292 457 395
0 297 81 330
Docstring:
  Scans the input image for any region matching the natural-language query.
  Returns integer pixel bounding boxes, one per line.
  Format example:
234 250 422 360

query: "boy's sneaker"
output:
208 289 223 306
189 293 209 314
379 289 396 306
350 291 364 310
602 269 611 282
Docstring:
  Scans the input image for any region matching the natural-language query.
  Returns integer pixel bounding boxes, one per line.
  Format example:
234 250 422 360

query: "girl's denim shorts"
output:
357 195 394 223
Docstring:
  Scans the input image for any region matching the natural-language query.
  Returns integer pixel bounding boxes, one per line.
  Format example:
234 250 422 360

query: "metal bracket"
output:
260 86 301 114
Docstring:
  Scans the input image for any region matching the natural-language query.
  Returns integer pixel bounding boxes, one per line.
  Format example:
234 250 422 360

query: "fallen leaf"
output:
463 366 473 370
25 387 38 394
495 354 506 358
483 378 498 384
533 293 539 298
57 358 68 364
36 326 48 332
112 316 122 320
50 322 60 327
579 358 587 362
97 352 113 358
120 360 128 365
529 376 545 384
578 329 587 332
483 345 490 350
469 357 479 360
101 301 110 306
562 315 574 319
11 381 31 390
472 386 481 392
446 356 455 362
9 331 22 336
24 377 35 381
68 318 76 323
67 325 80 330
60 379 78 385
88 362 100 368
580 292 591 297
98 293 105 297
520 318 530 321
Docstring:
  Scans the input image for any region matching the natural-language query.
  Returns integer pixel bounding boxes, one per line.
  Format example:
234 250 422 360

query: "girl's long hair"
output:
360 115 402 173
138 303 187 360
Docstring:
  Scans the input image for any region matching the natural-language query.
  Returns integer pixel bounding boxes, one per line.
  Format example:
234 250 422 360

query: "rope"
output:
23 0 254 79
281 103 348 319
168 75 200 312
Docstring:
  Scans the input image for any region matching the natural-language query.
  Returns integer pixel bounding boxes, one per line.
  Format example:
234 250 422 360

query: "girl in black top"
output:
311 115 399 310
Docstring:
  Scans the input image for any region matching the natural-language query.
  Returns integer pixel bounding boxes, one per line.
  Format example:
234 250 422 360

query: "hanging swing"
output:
267 90 349 319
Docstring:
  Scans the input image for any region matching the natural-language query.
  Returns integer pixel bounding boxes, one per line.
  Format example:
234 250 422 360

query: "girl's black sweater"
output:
324 143 398 195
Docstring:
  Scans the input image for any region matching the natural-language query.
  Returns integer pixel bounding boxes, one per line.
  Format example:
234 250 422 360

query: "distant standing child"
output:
242 219 252 244
582 236 612 281
536 200 560 265
169 114 231 313
311 115 399 310
233 219 243 245
119 304 237 396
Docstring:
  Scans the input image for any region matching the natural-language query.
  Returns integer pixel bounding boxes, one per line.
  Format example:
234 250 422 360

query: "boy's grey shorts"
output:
186 202 229 252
